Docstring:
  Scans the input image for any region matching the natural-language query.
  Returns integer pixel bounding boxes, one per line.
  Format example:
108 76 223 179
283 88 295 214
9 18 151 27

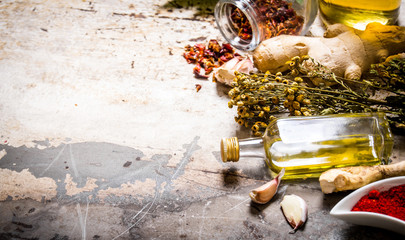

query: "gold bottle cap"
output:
221 137 240 162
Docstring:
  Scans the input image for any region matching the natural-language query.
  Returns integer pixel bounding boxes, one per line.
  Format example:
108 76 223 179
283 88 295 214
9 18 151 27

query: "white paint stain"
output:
0 168 57 201
65 173 98 196
0 149 6 160
97 178 156 201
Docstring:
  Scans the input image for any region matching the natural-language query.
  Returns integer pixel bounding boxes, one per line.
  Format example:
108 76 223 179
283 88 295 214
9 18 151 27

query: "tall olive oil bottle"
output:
221 113 393 180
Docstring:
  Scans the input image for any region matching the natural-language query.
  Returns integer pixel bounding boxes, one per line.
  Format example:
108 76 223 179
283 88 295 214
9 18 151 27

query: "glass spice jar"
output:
214 0 318 51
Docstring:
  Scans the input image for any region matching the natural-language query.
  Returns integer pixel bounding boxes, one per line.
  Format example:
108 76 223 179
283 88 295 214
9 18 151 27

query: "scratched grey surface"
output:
0 0 405 239
1 138 404 240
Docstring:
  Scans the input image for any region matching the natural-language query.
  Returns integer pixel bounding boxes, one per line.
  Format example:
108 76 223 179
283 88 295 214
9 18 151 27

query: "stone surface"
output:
0 0 404 239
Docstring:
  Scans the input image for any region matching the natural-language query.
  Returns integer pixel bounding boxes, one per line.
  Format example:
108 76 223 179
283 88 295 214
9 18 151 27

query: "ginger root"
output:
319 161 405 194
253 22 405 80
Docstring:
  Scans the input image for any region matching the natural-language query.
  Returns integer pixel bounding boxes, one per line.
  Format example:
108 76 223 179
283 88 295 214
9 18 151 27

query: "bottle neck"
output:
221 137 265 162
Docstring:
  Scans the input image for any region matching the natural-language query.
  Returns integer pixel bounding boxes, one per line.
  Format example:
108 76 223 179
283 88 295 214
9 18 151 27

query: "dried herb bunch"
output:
227 55 405 136
369 55 405 91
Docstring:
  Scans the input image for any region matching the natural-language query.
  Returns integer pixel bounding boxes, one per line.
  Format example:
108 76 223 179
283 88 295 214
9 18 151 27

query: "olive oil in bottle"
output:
221 113 393 180
318 0 401 30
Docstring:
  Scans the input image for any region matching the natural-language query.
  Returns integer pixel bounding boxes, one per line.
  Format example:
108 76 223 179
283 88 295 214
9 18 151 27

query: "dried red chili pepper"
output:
351 184 405 221
195 84 202 92
193 64 209 79
184 39 240 79
230 0 304 41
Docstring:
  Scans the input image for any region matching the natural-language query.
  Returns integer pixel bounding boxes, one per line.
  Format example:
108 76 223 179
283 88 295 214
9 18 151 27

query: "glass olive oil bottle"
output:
319 0 401 30
221 113 393 180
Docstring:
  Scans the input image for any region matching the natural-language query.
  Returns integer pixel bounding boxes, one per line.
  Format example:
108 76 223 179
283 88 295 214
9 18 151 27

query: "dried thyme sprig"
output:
227 55 405 135
370 55 405 91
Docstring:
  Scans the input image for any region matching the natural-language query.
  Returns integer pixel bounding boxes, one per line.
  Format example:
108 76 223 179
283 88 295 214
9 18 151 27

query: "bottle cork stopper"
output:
221 137 240 162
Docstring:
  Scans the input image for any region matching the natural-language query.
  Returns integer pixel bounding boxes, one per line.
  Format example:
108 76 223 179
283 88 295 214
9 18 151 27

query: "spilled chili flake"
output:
352 184 405 221
195 84 202 92
183 39 239 79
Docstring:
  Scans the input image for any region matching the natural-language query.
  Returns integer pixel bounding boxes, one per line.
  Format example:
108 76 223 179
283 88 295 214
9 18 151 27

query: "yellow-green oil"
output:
319 0 401 30
264 132 393 180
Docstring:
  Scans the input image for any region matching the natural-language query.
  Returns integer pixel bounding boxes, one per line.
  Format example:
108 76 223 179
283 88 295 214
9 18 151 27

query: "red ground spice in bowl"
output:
330 176 405 235
352 184 405 221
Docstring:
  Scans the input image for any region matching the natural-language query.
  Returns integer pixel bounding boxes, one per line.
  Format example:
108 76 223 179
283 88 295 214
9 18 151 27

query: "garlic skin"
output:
249 168 285 204
212 56 255 85
280 194 308 233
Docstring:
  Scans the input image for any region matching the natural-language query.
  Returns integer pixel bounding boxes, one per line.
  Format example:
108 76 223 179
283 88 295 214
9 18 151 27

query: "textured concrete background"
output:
0 0 404 239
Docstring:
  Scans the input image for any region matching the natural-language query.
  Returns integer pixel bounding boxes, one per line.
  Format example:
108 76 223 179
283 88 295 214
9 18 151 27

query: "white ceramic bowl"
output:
330 176 405 235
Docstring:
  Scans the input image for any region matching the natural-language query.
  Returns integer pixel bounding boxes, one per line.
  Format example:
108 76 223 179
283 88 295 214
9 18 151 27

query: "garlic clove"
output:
280 194 308 233
212 56 255 86
249 168 285 204
234 57 255 74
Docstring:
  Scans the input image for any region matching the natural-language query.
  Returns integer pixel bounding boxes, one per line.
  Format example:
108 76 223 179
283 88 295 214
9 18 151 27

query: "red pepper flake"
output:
230 0 304 41
352 184 405 221
195 84 202 92
193 64 208 79
184 39 239 79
